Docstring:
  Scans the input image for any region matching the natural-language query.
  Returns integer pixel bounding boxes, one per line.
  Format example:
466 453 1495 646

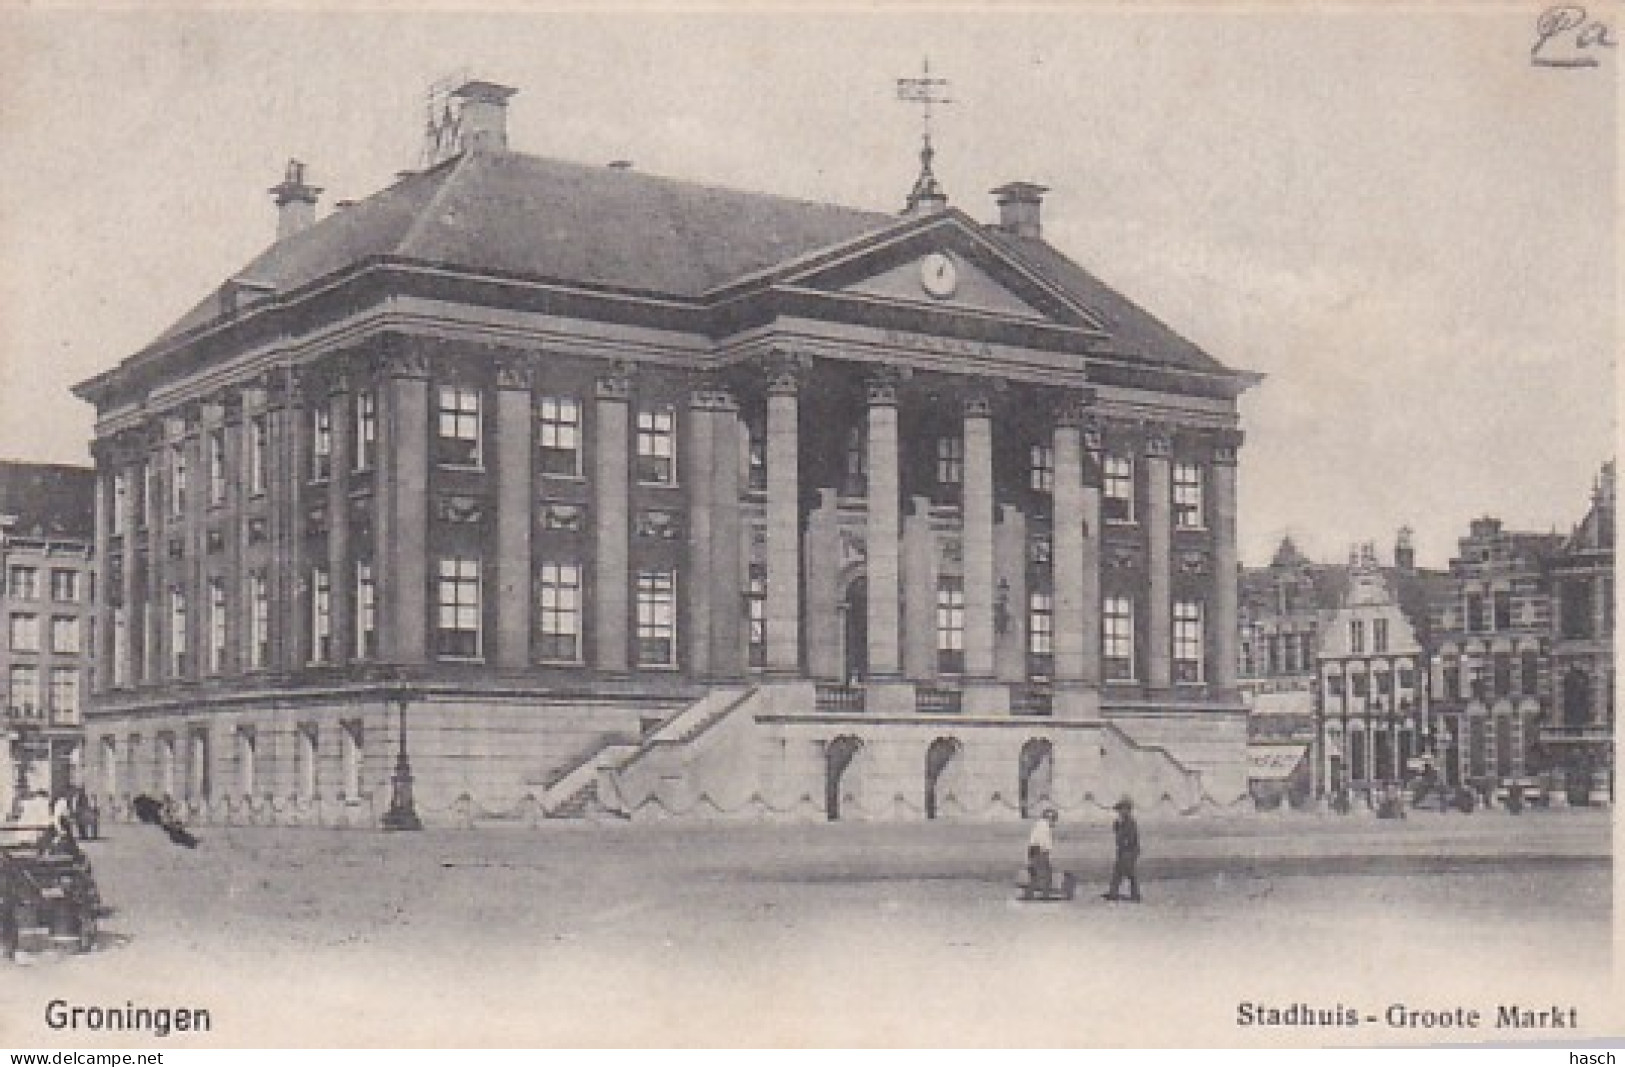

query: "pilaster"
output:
1145 422 1173 692
495 356 534 670
593 367 632 673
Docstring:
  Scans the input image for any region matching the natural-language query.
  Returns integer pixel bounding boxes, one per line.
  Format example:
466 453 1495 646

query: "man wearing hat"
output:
1026 807 1059 896
1103 797 1142 902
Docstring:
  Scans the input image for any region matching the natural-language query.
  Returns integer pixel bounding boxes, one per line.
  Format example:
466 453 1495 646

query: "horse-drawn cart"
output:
1 827 103 958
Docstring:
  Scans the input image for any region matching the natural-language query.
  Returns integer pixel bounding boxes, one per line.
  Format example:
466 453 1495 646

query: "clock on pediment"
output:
919 251 959 299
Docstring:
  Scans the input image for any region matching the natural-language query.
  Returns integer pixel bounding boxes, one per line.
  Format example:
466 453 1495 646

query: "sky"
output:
0 4 1614 569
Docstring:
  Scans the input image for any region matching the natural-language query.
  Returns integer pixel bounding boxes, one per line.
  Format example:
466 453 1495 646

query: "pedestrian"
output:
1027 807 1059 896
1103 797 1142 903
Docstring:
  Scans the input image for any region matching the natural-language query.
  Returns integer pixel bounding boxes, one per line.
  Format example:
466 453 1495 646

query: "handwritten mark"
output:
1533 5 1616 67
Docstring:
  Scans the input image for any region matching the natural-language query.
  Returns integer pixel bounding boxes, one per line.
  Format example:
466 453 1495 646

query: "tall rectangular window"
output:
248 572 269 670
1028 444 1054 492
1493 590 1513 631
635 569 677 667
208 428 227 505
936 577 965 674
341 722 363 799
636 407 676 485
7 566 38 599
112 471 129 535
747 564 767 668
537 562 582 663
310 566 332 664
1466 593 1488 633
1493 652 1513 697
538 395 582 477
310 405 333 482
353 390 377 472
1173 600 1204 684
936 436 964 486
248 415 269 496
8 665 40 716
49 667 78 720
435 557 482 659
1172 461 1205 529
1028 590 1054 678
9 613 39 652
1373 617 1389 653
49 616 79 655
1350 619 1365 654
1103 455 1134 522
169 588 188 677
747 431 767 492
207 578 227 674
170 444 188 517
1441 657 1461 701
50 569 80 603
436 386 483 467
1521 650 1540 695
354 561 377 661
112 608 129 687
1104 595 1135 680
134 461 150 527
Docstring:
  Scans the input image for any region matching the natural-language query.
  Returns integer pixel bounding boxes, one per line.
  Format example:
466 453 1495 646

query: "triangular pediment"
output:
763 211 1108 333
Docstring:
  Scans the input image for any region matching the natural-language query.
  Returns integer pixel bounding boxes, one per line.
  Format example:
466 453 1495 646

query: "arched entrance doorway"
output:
1018 738 1055 818
825 735 865 822
925 737 964 820
842 577 868 683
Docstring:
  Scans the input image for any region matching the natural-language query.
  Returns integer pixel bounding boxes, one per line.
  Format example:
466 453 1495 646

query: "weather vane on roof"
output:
421 67 474 169
897 56 953 214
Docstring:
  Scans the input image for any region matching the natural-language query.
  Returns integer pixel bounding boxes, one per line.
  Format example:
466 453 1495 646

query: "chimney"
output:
1394 526 1415 573
991 182 1048 239
451 79 517 153
269 159 322 241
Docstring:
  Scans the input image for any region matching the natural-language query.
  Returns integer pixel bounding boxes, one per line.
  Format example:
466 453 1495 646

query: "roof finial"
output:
897 56 951 215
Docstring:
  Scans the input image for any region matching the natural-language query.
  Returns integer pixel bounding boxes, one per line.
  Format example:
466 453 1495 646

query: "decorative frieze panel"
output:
1179 549 1210 576
437 495 485 525
540 504 584 532
1029 536 1052 565
306 506 329 538
1108 545 1143 570
247 517 270 545
206 528 226 555
636 509 681 540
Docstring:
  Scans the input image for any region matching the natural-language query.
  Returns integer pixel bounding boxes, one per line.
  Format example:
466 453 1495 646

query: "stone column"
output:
708 389 745 679
118 442 140 688
1079 414 1103 691
1051 393 1098 719
91 445 113 696
865 370 904 686
495 358 534 670
182 405 206 682
961 390 1007 714
685 387 718 678
381 346 430 664
764 359 803 676
219 393 244 676
272 371 307 670
143 424 164 685
593 369 632 673
1145 424 1174 691
1210 430 1243 697
326 370 352 667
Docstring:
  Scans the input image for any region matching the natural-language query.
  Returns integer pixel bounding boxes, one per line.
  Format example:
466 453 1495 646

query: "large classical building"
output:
73 81 1256 826
1 461 97 814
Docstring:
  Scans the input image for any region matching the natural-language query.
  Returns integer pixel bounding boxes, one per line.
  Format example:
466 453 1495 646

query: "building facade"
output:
1 462 97 815
1316 544 1426 799
1544 462 1614 804
1426 518 1562 797
74 82 1256 826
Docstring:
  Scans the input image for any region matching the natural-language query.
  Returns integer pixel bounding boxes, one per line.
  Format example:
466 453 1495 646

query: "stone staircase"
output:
537 686 755 818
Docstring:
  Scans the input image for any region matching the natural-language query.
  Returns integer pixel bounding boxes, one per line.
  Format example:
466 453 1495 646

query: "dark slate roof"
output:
985 231 1230 374
0 461 96 541
147 148 1238 379
157 150 899 344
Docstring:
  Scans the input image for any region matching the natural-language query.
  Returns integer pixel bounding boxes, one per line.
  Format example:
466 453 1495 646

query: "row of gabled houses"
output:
1241 462 1616 808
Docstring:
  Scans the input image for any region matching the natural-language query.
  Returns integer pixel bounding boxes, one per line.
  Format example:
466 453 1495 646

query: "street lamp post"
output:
381 686 422 832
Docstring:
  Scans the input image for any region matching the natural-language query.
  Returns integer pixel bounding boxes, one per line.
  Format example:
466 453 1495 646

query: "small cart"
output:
1 828 103 957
